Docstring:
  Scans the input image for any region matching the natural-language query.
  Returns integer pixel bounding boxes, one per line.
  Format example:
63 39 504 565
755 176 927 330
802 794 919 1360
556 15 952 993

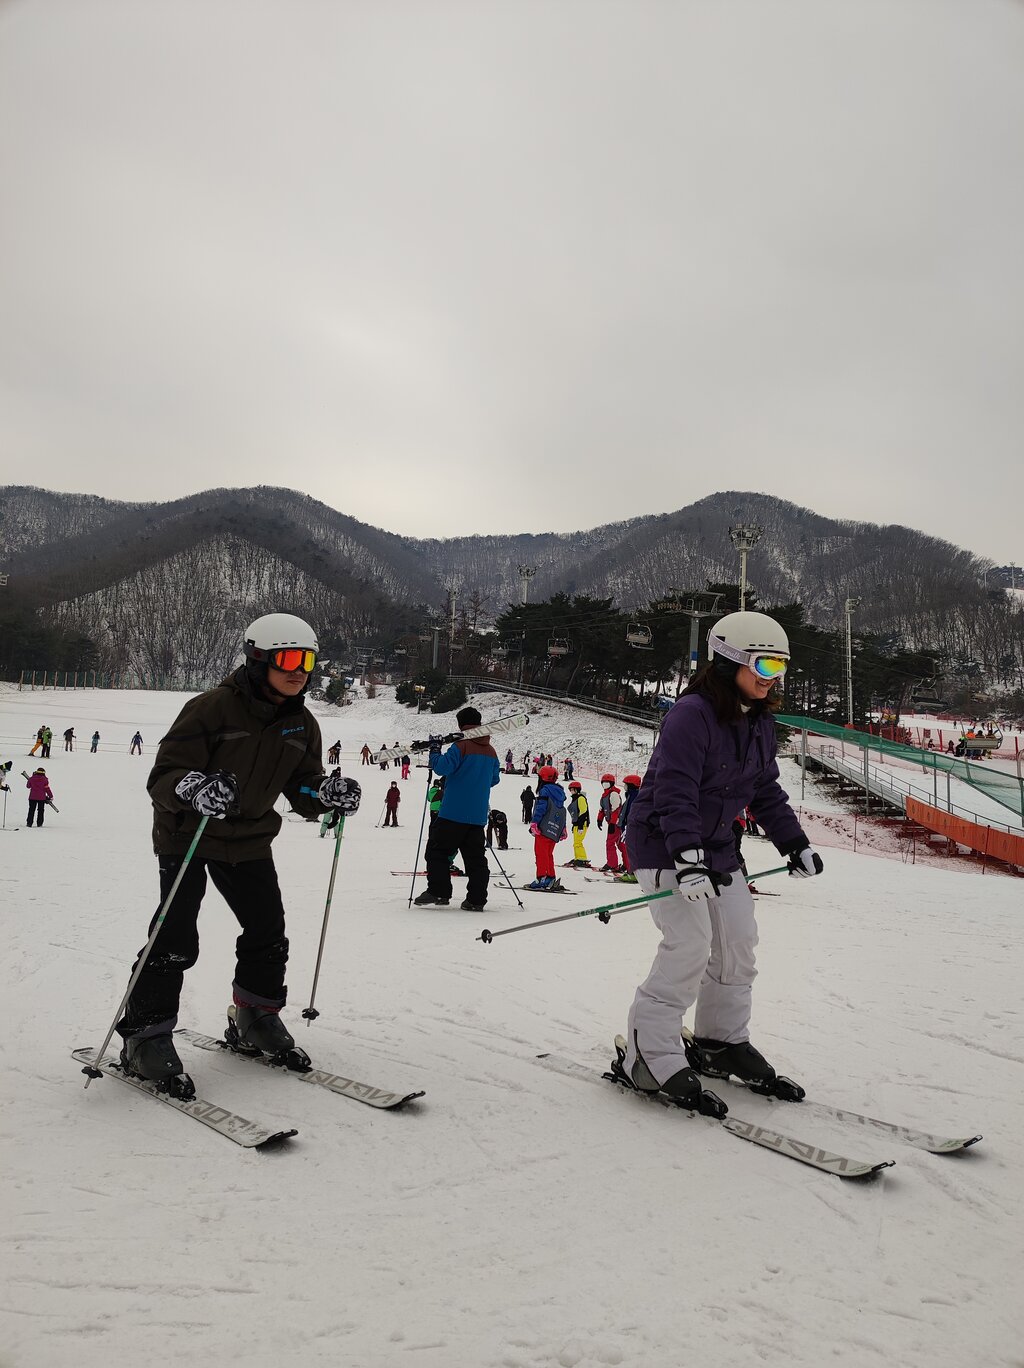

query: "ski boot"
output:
526 875 555 891
414 890 450 906
119 1032 196 1100
225 1004 311 1071
617 871 638 884
460 897 486 911
605 1035 727 1118
683 1031 805 1101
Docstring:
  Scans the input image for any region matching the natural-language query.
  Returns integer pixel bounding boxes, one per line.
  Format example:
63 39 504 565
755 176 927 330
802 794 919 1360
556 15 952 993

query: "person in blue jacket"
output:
415 707 500 912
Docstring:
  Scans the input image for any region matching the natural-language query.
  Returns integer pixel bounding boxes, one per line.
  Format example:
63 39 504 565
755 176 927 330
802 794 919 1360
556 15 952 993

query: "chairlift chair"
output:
547 636 571 658
626 622 654 650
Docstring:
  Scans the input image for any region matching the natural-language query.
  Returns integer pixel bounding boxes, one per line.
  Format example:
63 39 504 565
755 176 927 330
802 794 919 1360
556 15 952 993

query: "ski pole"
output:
374 803 387 829
82 814 211 1087
407 767 434 907
486 844 524 908
302 815 345 1024
477 865 791 944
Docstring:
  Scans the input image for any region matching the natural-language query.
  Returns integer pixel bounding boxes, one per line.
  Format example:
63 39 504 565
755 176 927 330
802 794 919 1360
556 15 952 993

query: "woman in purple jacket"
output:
616 612 823 1111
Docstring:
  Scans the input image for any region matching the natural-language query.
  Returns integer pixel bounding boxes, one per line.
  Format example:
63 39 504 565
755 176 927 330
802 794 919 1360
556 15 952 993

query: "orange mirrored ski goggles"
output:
270 647 317 673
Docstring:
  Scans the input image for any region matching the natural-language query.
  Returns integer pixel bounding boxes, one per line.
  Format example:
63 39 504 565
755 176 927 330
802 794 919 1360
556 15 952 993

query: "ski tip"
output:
254 1128 299 1149
853 1160 896 1180
395 1090 426 1109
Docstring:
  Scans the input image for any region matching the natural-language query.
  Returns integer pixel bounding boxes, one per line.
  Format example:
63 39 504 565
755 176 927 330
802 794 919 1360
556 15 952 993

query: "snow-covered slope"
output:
2 684 1021 1368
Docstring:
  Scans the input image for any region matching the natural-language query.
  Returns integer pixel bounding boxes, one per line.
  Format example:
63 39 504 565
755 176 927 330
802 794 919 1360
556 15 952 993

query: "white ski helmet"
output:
707 612 790 669
243 613 320 662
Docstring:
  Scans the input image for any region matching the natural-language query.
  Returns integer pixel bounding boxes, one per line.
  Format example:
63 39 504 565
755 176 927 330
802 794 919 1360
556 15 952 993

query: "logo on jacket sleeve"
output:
281 726 304 737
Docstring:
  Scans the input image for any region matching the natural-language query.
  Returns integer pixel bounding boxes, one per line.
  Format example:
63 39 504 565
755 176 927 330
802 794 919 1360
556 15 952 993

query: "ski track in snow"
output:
1 683 1023 1368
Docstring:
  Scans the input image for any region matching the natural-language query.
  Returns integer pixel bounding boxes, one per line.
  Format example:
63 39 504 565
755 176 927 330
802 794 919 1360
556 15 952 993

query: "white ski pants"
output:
625 868 759 1086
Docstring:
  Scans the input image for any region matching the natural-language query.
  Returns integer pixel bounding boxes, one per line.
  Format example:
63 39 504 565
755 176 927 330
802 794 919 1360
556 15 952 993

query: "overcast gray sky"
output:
1 0 1022 562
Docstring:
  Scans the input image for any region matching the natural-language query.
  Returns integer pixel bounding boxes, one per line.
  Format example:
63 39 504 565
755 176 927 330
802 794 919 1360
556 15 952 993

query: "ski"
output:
701 1076 980 1153
392 870 517 879
534 1050 894 1179
676 1030 980 1152
375 712 530 762
584 874 636 884
73 1047 297 1149
177 1029 425 1110
21 771 60 812
520 883 578 895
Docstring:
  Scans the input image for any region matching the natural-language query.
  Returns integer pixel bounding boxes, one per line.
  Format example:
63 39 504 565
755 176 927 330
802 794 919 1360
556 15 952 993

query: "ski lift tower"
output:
655 588 723 685
679 590 723 679
728 522 763 610
517 564 537 605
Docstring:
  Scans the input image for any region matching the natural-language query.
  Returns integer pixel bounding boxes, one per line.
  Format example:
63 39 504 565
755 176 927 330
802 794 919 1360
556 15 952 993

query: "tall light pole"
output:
728 523 762 610
446 587 457 674
844 597 861 725
517 564 537 605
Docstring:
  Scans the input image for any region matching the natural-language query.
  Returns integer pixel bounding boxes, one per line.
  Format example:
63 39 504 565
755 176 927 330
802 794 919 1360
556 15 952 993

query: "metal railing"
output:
451 675 661 731
806 745 1022 837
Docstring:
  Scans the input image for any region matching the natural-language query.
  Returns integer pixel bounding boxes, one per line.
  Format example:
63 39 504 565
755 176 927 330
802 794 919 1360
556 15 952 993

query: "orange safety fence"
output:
905 797 1024 868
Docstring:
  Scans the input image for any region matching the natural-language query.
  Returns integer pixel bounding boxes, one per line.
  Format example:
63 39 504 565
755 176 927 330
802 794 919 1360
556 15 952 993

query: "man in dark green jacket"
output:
115 613 361 1085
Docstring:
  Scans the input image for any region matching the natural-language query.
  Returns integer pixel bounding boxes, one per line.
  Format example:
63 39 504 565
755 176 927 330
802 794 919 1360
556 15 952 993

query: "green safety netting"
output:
776 714 1024 820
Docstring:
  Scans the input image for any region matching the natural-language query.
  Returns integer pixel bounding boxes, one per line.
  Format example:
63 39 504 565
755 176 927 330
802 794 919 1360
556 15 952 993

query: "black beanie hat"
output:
456 706 482 729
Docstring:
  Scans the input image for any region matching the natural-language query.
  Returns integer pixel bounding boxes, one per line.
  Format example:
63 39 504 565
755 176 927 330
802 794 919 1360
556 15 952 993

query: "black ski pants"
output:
117 855 289 1038
27 799 46 827
425 817 489 904
384 807 399 826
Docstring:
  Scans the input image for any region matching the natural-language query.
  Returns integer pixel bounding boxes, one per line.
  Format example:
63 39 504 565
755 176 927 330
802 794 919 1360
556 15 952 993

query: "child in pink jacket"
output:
26 768 53 827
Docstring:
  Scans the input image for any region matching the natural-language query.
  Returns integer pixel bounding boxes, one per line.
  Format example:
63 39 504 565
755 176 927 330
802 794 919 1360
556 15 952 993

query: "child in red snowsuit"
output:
528 766 567 890
596 775 622 871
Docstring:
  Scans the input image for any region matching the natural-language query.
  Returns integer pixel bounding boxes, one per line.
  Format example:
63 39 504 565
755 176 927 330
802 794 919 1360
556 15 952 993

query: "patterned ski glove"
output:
529 822 541 837
781 836 824 878
672 849 732 901
319 773 362 813
175 771 240 819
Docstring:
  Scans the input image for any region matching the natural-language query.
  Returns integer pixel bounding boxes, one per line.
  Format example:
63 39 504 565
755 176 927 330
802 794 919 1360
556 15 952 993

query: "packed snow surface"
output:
2 684 1022 1368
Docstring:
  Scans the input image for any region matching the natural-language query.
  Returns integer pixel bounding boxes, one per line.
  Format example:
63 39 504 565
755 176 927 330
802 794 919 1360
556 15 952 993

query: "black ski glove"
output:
175 771 240 819
411 733 448 755
319 773 362 813
672 849 732 901
778 835 824 878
